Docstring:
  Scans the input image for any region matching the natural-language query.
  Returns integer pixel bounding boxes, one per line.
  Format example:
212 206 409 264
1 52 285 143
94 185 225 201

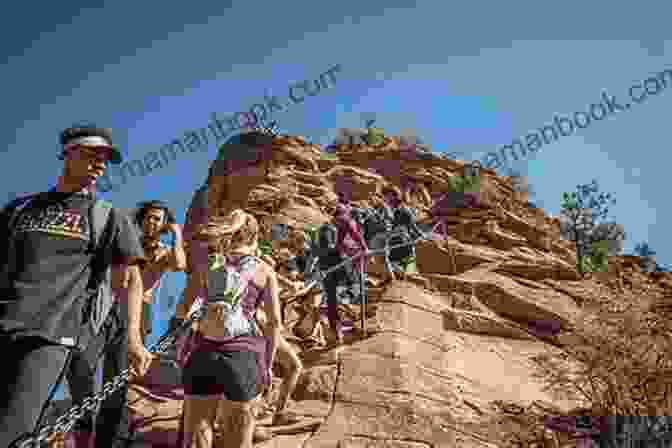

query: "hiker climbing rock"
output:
334 203 369 296
379 185 424 276
306 221 366 346
178 211 282 448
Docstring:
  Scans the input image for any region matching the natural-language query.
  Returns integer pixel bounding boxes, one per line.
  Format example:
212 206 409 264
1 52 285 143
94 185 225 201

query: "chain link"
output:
14 228 432 447
304 228 433 289
14 306 206 448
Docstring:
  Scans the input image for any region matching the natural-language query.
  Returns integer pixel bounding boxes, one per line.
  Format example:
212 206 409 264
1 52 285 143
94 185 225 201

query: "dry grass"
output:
484 286 672 446
519 296 672 446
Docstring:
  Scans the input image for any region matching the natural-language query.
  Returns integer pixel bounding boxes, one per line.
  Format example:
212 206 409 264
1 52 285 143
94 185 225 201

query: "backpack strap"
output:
88 199 113 253
87 199 113 281
84 199 114 336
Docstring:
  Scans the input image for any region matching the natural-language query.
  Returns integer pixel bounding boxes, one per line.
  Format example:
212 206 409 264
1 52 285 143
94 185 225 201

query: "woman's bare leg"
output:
220 400 255 448
273 337 303 418
182 397 219 448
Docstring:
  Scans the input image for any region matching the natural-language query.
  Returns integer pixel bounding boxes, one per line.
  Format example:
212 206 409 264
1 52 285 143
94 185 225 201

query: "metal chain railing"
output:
13 301 206 448
14 226 438 448
303 228 435 290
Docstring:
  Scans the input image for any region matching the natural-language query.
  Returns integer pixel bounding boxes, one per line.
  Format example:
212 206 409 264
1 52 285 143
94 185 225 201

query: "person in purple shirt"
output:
334 202 369 277
330 202 369 344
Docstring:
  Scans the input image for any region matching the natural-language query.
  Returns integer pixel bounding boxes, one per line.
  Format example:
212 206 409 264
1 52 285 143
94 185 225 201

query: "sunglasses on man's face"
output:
76 146 113 163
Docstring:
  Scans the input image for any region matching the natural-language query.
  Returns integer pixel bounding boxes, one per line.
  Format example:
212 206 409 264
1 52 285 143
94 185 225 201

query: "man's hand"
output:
129 341 155 378
126 263 155 378
188 297 205 319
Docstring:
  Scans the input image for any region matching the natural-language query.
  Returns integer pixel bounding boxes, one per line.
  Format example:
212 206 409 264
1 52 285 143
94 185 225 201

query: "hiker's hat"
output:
60 124 123 164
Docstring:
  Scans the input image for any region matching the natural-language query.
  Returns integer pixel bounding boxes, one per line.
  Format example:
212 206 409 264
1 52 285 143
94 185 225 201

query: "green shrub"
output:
447 175 465 192
446 174 481 194
462 175 480 193
580 240 609 273
365 127 385 146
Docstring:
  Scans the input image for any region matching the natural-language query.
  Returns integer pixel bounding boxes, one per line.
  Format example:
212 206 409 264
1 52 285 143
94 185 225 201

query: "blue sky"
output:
3 1 670 399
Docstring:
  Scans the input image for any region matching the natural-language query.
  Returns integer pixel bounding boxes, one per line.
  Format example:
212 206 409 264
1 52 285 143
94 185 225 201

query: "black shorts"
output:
182 349 258 402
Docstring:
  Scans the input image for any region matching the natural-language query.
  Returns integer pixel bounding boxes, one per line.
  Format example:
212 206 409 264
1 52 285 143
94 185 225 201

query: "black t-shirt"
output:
316 247 342 271
0 191 145 344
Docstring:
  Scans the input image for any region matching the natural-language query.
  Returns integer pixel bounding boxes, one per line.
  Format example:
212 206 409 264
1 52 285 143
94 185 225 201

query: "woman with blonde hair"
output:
177 210 282 448
183 131 275 242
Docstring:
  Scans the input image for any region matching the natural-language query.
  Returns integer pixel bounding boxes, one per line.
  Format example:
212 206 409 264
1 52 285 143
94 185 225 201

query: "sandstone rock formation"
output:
45 133 672 447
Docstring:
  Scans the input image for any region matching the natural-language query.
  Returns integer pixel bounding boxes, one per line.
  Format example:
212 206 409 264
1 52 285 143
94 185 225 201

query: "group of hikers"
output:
0 124 436 448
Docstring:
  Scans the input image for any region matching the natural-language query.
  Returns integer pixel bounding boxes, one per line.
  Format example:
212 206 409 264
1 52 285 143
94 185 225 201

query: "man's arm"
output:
126 264 145 348
108 208 149 355
126 260 155 377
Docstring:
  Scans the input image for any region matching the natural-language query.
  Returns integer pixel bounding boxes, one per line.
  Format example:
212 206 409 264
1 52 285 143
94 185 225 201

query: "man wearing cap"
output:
0 125 151 448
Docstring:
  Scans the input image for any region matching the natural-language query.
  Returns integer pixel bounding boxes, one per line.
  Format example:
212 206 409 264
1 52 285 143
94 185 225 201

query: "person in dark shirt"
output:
380 186 424 272
0 125 150 448
331 204 369 344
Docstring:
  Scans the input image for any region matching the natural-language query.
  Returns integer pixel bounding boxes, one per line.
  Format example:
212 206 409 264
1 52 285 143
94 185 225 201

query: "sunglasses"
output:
70 146 113 163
